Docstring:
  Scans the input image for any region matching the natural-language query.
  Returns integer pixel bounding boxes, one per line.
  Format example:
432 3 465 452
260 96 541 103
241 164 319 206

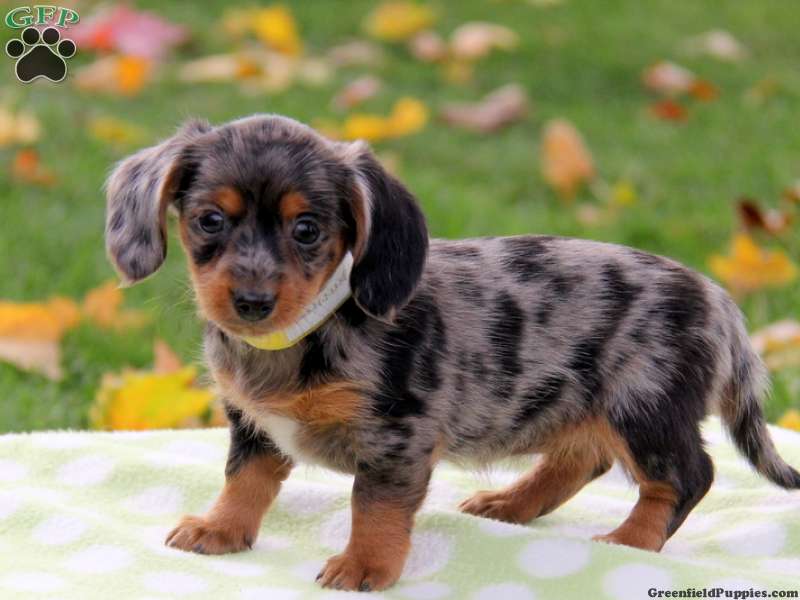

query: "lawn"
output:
2 0 800 432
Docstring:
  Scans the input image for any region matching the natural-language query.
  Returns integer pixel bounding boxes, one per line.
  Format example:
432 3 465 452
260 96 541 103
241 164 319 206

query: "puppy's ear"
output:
344 144 428 320
105 119 211 284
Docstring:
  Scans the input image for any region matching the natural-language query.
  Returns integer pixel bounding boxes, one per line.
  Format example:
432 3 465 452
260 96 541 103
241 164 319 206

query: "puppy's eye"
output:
198 211 225 234
292 218 320 245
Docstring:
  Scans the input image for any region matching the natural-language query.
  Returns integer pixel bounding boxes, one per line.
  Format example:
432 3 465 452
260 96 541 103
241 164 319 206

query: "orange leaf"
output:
82 280 149 331
649 99 688 122
11 149 56 186
708 233 797 294
540 119 595 199
689 79 719 101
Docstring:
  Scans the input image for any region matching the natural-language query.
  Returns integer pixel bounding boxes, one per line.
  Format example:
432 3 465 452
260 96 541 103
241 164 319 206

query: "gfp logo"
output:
4 6 79 83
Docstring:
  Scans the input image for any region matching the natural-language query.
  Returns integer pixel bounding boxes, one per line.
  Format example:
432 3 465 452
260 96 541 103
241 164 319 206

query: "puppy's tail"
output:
721 321 800 489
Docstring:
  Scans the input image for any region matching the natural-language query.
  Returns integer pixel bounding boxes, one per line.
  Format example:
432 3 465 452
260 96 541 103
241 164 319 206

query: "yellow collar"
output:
241 251 354 351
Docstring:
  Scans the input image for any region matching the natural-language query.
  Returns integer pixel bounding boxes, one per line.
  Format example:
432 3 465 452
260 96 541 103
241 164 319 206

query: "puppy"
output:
105 115 799 591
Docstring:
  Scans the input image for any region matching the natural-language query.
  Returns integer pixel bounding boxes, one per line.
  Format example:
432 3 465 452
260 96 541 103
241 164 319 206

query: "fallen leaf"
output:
223 5 303 56
540 119 595 199
82 280 149 331
440 84 529 133
609 179 638 207
682 30 748 62
326 40 385 67
751 320 800 355
74 55 153 96
153 339 184 375
0 297 80 380
71 5 187 59
0 107 40 147
11 149 56 186
778 409 800 432
736 197 792 235
440 60 474 84
649 99 688 122
88 116 148 148
336 97 429 142
333 76 382 110
744 78 780 107
689 79 719 101
91 365 214 430
364 2 436 42
642 61 695 95
408 30 448 63
709 233 797 294
781 181 800 204
450 22 519 60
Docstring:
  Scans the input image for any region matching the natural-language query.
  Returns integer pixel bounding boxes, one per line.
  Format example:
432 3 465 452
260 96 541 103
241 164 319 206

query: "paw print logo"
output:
5 27 76 83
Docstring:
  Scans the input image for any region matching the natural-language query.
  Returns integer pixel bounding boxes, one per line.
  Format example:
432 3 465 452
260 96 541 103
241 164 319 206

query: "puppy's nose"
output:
232 290 275 322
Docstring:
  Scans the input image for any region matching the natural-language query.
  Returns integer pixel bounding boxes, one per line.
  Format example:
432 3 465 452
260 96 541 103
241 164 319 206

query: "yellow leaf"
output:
708 233 797 294
340 97 428 142
0 107 40 147
92 366 214 430
82 280 149 331
449 22 519 60
364 2 435 42
0 297 80 341
74 56 152 97
540 119 596 199
778 409 800 432
222 6 302 55
610 180 638 207
88 117 147 147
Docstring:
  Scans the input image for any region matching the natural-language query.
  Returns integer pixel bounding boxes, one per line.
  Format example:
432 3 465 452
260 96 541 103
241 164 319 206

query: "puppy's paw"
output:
459 490 530 524
592 530 664 552
165 515 256 555
316 551 401 592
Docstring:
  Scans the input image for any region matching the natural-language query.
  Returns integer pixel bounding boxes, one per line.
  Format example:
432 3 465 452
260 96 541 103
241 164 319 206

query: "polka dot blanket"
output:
1 417 798 599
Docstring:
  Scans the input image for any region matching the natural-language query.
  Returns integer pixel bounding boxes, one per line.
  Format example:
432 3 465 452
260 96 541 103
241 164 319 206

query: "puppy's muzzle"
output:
232 290 275 322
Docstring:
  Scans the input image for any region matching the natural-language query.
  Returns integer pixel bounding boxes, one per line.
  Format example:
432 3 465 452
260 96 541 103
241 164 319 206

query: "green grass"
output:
2 0 800 432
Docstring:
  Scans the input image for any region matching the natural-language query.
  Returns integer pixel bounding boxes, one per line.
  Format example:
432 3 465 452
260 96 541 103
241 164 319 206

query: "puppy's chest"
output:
221 371 364 467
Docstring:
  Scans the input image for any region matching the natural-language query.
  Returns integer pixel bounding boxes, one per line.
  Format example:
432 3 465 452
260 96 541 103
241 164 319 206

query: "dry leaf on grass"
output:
74 55 153 96
708 233 797 295
364 2 436 42
0 107 40 147
0 297 80 379
328 97 429 142
449 22 519 60
751 320 800 372
71 5 187 59
649 99 688 122
540 119 595 199
153 339 184 374
326 40 385 67
642 61 696 95
440 84 529 133
332 76 382 110
82 280 150 331
736 197 793 236
91 341 214 431
682 30 748 62
778 410 800 432
11 149 56 186
408 30 447 63
222 5 302 56
88 116 148 148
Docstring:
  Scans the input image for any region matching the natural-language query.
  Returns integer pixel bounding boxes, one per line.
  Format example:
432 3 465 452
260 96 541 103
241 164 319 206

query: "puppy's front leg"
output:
166 405 292 554
317 461 431 591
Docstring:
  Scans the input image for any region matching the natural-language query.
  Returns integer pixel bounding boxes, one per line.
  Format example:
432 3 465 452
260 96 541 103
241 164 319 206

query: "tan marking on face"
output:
280 191 311 222
165 452 292 554
317 500 413 591
214 186 245 218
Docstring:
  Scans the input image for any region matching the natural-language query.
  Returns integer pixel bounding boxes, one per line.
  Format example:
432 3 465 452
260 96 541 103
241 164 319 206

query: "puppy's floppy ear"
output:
344 143 428 321
105 119 211 284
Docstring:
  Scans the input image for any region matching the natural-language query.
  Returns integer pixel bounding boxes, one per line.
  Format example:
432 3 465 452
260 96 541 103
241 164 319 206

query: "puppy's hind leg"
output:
460 422 613 524
594 416 714 552
166 405 292 555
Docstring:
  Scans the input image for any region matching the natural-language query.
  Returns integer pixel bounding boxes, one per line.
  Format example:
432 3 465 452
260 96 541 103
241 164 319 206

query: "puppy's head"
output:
105 115 428 337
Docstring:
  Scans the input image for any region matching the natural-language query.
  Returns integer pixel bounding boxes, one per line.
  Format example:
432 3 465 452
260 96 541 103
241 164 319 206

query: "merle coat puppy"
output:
105 115 799 592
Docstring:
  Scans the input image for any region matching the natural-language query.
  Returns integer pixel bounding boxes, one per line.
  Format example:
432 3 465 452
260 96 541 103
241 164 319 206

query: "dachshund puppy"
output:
105 115 799 592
